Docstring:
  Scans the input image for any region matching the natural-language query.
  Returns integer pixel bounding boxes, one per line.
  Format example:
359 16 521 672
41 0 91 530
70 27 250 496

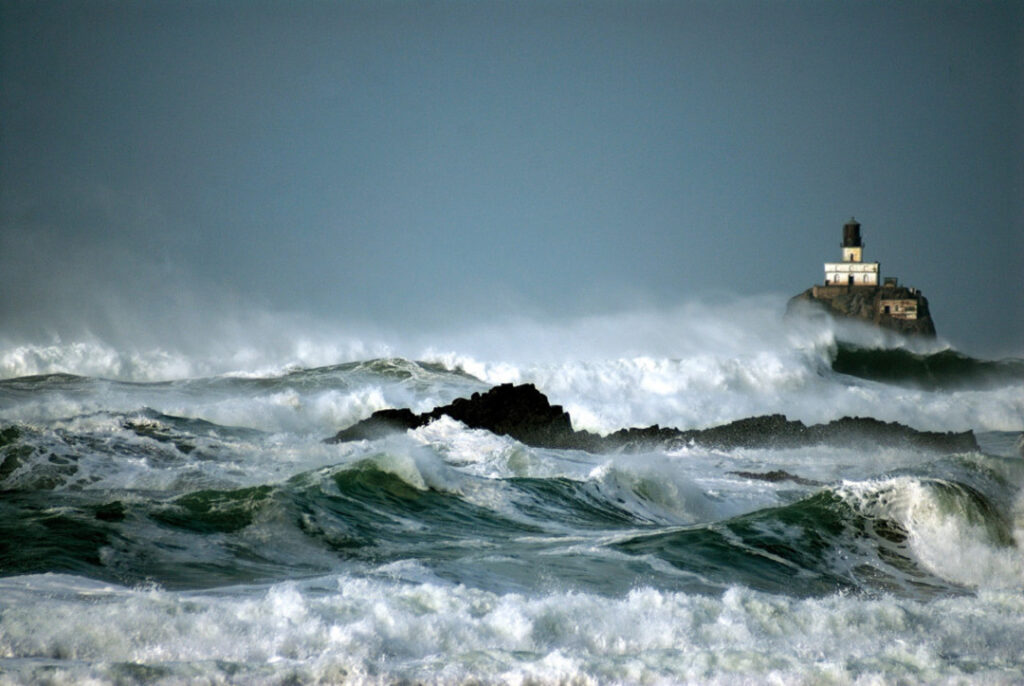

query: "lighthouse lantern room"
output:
824 218 880 287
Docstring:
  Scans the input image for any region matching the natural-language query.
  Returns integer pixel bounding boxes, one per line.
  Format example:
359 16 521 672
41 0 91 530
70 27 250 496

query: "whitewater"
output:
1 298 1023 684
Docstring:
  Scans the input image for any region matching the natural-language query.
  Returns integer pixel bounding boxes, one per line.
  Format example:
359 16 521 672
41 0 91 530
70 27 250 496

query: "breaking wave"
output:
3 406 1021 598
2 302 1023 684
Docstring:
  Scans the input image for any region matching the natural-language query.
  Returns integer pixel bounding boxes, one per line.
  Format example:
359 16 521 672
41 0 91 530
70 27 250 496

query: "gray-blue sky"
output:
2 0 1022 355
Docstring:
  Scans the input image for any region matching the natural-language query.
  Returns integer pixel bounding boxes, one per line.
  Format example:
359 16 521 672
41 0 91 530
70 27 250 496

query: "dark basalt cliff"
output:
787 285 937 337
327 383 977 454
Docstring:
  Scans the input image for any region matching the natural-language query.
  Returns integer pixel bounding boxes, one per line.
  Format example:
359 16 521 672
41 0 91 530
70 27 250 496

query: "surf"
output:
1 302 1022 684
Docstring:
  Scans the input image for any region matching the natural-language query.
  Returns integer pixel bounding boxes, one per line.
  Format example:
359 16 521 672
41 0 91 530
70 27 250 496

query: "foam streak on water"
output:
1 305 1022 684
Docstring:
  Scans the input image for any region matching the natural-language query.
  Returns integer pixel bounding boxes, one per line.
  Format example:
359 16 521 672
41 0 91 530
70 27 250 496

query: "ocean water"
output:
1 302 1023 684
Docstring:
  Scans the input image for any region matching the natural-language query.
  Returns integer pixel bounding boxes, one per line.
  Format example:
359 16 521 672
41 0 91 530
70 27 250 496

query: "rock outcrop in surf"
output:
327 383 574 448
327 383 978 454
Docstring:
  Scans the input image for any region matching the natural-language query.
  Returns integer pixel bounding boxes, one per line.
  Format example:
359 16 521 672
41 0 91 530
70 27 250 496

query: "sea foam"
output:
2 573 1023 685
837 476 1024 590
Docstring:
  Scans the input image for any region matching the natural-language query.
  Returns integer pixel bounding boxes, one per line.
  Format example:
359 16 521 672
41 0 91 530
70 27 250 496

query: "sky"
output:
2 0 1022 358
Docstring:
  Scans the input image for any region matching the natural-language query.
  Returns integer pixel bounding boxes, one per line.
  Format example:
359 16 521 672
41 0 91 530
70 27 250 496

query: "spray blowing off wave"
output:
3 293 1001 389
2 297 1021 436
0 328 393 383
0 296 818 380
4 351 1022 442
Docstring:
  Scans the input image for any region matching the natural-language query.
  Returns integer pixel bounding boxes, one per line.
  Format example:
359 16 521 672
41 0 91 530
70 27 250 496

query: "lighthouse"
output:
788 217 936 337
824 217 880 287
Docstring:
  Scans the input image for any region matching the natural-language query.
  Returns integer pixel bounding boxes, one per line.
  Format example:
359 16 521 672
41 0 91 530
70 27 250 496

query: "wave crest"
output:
837 476 1023 590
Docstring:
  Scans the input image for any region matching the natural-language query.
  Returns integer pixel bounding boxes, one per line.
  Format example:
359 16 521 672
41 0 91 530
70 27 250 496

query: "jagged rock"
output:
787 286 937 338
680 414 807 450
327 383 978 454
328 384 583 449
805 416 977 453
427 383 577 448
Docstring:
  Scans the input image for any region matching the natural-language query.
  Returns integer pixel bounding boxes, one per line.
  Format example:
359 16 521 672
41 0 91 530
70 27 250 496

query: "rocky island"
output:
786 218 936 337
327 382 977 454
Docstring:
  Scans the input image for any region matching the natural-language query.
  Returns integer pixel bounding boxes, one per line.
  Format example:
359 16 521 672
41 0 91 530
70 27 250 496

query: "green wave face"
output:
831 343 1024 390
1 347 1022 685
615 472 1018 600
2 427 1016 600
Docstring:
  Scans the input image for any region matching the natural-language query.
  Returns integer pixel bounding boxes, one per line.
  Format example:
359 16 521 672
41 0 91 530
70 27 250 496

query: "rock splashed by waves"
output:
1 317 1023 684
329 382 979 454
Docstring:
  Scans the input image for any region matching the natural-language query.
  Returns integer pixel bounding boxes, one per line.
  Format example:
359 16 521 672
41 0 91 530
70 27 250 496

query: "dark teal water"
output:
1 353 1022 684
832 342 1024 390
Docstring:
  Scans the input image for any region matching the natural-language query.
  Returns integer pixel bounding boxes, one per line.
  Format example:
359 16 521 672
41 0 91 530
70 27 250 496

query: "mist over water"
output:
3 295 1019 435
1 296 1023 684
2 284 800 379
0 290 926 381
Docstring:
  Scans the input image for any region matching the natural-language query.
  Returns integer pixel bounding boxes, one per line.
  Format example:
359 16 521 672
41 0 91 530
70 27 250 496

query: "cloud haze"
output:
2 0 1022 356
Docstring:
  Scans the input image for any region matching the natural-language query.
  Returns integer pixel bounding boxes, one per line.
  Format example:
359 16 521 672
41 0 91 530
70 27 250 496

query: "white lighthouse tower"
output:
823 217 879 287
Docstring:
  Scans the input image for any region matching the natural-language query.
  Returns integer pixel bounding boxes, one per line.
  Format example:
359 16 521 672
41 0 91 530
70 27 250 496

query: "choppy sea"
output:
1 301 1022 684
